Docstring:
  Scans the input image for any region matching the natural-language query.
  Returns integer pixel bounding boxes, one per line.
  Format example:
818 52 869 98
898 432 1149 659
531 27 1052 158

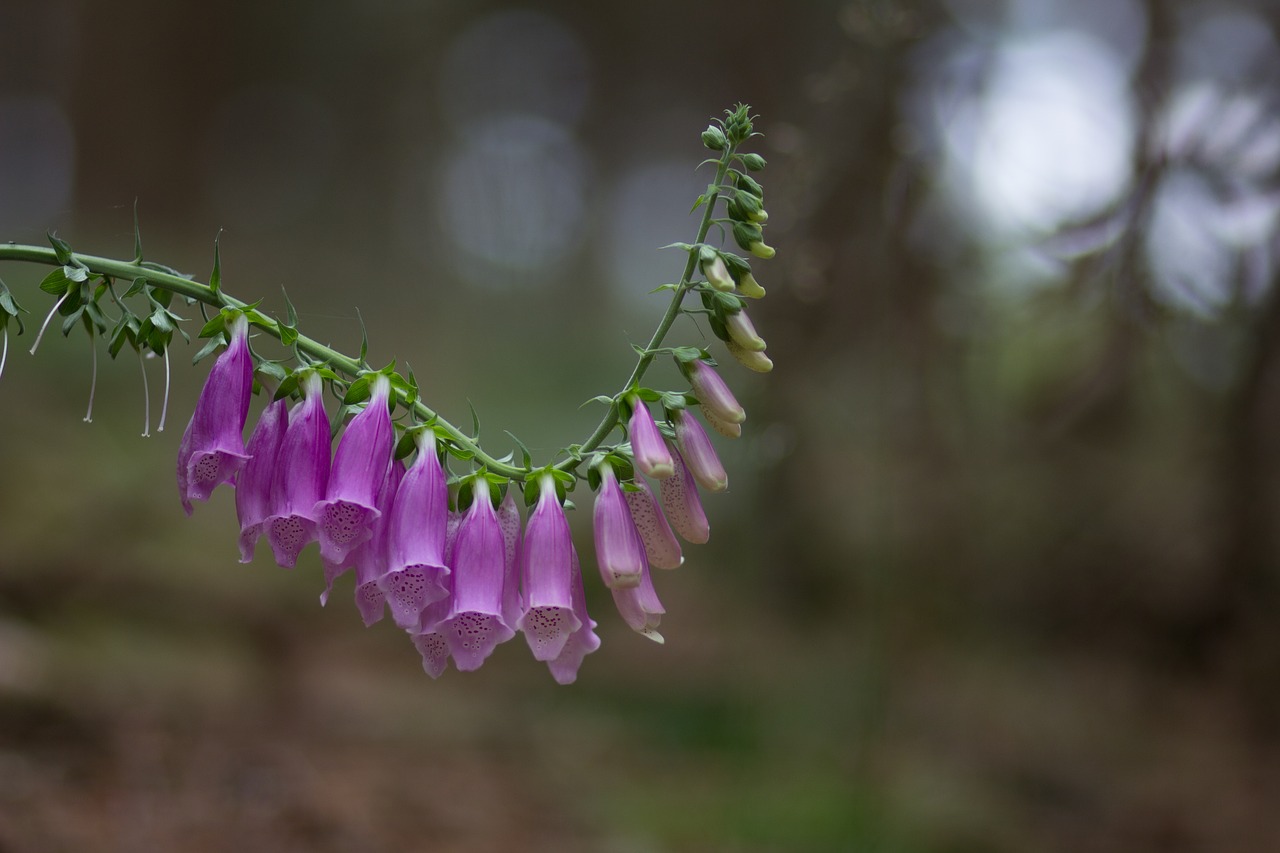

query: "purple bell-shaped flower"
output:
235 397 288 562
176 314 253 514
438 481 516 671
264 372 331 568
379 430 450 628
517 474 582 662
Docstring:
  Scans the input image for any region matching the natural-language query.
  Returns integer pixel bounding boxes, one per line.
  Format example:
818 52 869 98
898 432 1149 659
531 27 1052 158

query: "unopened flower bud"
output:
726 340 774 373
749 208 769 224
750 240 776 260
701 125 728 150
685 359 745 424
741 153 767 171
725 308 766 352
674 409 727 493
737 272 766 299
700 252 735 293
734 172 764 199
628 399 675 479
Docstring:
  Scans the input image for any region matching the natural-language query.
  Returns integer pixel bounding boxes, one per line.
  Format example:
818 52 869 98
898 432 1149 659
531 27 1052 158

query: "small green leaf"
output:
505 430 533 469
273 373 301 400
468 399 480 439
38 267 71 296
198 313 227 340
132 200 144 263
580 394 614 409
278 320 298 346
123 277 149 298
48 232 73 265
209 231 223 295
357 308 370 365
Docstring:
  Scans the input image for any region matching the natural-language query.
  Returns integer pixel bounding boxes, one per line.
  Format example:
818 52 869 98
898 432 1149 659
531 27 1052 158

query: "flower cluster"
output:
6 103 777 684
175 326 769 683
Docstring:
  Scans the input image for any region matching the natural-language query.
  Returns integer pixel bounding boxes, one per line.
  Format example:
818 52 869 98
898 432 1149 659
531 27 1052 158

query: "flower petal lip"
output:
545 549 600 685
628 399 675 480
674 408 728 493
313 374 394 565
176 314 253 515
592 463 646 589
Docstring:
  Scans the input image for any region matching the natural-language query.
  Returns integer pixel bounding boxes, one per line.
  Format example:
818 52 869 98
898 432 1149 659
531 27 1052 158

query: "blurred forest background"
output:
2 0 1280 850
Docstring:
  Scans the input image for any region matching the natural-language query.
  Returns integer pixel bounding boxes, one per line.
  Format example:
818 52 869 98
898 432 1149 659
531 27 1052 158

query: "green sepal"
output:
342 372 373 405
48 232 73 266
732 221 763 253
671 346 703 364
661 242 696 252
733 171 764 198
208 232 223 296
198 312 227 340
132 201 144 263
256 360 289 388
191 335 224 365
632 386 664 403
505 430 533 470
0 281 27 335
108 313 142 358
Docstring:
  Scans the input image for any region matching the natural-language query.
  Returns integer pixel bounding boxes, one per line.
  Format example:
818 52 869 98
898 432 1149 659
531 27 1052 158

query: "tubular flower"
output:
379 430 450 628
264 372 331 568
235 397 289 563
592 463 646 589
725 309 767 352
628 398 674 479
546 550 600 685
350 457 406 624
659 445 710 544
176 314 253 514
685 360 744 424
623 477 683 570
674 408 728 493
517 474 582 662
611 556 665 644
725 340 774 373
314 374 394 565
439 482 516 671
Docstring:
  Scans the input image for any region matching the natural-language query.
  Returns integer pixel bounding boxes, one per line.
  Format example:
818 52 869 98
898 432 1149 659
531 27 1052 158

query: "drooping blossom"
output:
628 398 674 480
611 556 665 644
350 457 406 623
438 481 516 671
235 397 288 562
313 374 394 565
674 408 727 493
700 252 735 292
546 550 600 685
592 463 646 589
176 314 253 514
623 477 682 570
685 360 744 425
517 474 582 662
379 430 449 628
736 272 766 299
264 372 330 568
659 445 710 544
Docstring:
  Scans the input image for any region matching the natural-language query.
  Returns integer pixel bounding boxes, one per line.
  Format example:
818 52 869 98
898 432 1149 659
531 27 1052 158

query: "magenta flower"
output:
592 463 645 589
659 446 710 544
611 556 665 643
264 372 331 568
628 398 674 479
674 408 728 492
235 397 288 562
517 474 582 661
685 360 744 425
350 457 406 624
546 550 600 685
624 477 683 570
379 430 449 628
176 314 253 515
313 374 394 565
438 481 516 671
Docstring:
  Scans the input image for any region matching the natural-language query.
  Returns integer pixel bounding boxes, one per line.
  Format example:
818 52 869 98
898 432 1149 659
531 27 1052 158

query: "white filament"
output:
29 291 70 356
138 349 151 437
83 331 97 423
158 348 170 432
